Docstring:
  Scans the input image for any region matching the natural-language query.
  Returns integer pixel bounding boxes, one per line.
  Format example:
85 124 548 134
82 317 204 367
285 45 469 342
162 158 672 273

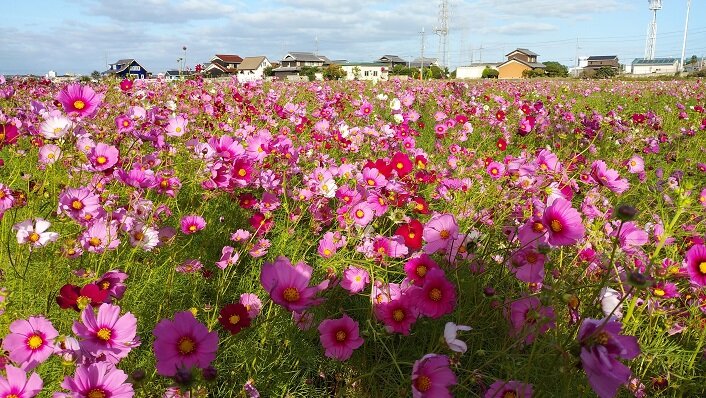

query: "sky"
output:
1 0 705 76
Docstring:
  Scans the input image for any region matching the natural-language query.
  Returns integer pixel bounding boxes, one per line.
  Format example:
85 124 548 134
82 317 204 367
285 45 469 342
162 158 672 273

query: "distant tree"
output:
543 61 569 78
390 65 415 77
263 66 274 77
482 67 499 79
594 66 617 79
323 64 346 80
522 68 546 78
686 55 698 65
450 69 457 79
299 66 319 81
90 70 102 80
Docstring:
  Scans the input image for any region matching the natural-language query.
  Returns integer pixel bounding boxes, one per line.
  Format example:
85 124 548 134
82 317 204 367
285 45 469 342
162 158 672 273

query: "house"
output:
408 57 439 68
379 55 408 68
455 63 501 79
104 59 149 79
272 52 330 79
236 56 272 82
630 58 679 75
585 56 620 72
497 49 546 79
203 54 243 77
164 70 194 81
340 62 389 82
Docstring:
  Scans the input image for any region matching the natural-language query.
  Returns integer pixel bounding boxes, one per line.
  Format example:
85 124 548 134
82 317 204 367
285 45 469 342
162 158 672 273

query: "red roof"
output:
214 54 243 63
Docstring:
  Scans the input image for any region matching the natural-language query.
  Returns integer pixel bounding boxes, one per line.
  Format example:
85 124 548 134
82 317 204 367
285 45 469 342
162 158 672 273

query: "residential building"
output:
585 56 620 72
236 56 272 82
497 49 545 79
408 57 439 68
378 55 408 68
104 59 149 79
164 70 194 81
272 52 330 79
630 58 679 75
203 54 243 77
455 63 500 79
340 62 389 82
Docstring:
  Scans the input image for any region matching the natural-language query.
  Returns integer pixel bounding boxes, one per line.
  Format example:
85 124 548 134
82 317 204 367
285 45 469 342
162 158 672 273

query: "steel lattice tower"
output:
434 0 449 69
645 0 662 60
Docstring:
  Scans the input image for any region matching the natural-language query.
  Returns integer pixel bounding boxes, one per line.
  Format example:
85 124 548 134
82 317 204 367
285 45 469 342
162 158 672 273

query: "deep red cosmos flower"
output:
56 283 109 311
218 303 252 335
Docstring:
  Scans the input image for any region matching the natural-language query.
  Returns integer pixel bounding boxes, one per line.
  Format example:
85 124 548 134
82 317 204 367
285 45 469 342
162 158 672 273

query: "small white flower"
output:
393 113 404 124
320 179 337 199
599 287 623 319
40 115 72 139
444 322 472 353
13 218 59 248
389 98 401 111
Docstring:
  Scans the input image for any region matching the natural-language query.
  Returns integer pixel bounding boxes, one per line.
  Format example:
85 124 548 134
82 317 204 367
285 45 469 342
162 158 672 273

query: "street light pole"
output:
182 46 187 74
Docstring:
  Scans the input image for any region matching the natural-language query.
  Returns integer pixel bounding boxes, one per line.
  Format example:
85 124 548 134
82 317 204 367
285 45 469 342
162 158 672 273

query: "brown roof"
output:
214 54 243 63
238 56 267 71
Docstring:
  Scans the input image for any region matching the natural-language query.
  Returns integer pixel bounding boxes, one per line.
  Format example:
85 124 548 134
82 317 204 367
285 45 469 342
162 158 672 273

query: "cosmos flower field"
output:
0 75 705 398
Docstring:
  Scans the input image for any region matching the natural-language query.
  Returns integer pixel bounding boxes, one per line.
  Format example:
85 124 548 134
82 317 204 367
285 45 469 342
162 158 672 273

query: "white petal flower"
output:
599 287 623 319
444 322 472 353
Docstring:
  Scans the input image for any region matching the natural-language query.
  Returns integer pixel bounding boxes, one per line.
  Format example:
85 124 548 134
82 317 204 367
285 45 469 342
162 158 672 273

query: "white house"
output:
455 63 500 79
340 62 389 82
631 58 679 75
236 56 271 82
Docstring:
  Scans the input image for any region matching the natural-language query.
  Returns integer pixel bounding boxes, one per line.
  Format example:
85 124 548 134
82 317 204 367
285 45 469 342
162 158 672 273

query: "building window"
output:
373 71 378 76
130 66 141 71
364 70 369 77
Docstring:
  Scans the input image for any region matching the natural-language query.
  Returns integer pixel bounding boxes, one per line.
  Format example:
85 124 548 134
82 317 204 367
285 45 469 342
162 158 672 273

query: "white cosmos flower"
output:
320 179 338 199
444 322 472 353
393 113 404 124
599 287 623 319
40 115 72 139
389 98 401 111
13 218 59 248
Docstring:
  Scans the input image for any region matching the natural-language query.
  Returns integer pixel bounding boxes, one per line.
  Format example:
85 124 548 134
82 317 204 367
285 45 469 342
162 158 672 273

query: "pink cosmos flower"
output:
239 293 262 319
94 270 128 300
38 144 62 165
215 246 239 269
578 318 640 398
507 296 556 344
166 115 188 137
61 362 134 398
685 244 706 286
626 155 644 174
375 294 418 335
360 167 387 189
699 188 706 207
542 198 585 246
423 213 459 254
485 380 533 398
340 267 370 294
508 247 546 283
153 311 219 377
349 202 375 227
56 83 103 117
72 303 137 362
404 254 441 286
80 220 121 254
486 161 505 179
411 354 457 398
12 218 59 248
591 160 630 194
180 215 206 235
2 316 58 371
0 365 43 398
411 268 456 319
115 114 134 133
88 143 119 171
318 314 364 361
58 187 102 223
39 115 72 139
260 256 328 312
615 222 648 253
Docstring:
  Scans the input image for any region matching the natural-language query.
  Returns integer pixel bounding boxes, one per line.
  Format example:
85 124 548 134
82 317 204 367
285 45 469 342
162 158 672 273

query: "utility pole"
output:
182 46 187 73
680 0 692 72
575 38 581 67
315 36 319 56
419 27 426 80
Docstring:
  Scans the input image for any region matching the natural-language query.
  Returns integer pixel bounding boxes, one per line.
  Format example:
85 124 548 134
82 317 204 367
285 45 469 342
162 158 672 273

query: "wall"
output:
456 65 495 79
498 61 530 79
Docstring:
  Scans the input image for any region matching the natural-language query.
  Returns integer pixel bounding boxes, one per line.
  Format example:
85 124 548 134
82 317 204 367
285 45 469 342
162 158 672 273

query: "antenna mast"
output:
680 0 692 72
434 0 449 70
644 0 662 60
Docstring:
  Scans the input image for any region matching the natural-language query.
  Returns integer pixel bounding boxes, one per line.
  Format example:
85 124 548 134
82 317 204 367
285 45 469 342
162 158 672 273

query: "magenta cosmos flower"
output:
507 296 556 344
56 83 103 117
485 380 533 398
541 198 585 246
152 311 218 377
88 143 119 171
61 362 134 398
0 365 43 398
411 354 456 398
318 314 364 361
411 268 457 319
375 294 419 335
260 256 328 312
685 244 706 286
578 318 640 398
72 303 138 362
2 316 58 370
423 213 459 254
180 215 206 235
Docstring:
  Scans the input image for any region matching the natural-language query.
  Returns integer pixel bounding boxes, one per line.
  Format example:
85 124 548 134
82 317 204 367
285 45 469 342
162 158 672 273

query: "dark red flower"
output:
496 138 507 151
119 79 133 91
395 219 424 250
390 152 413 178
0 124 19 148
410 196 430 214
218 303 251 335
56 283 109 311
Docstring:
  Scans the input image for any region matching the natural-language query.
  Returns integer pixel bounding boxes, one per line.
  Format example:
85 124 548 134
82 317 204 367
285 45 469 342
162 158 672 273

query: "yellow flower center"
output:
595 331 610 345
27 334 43 350
408 232 416 239
503 391 518 398
367 179 375 186
653 288 665 297
133 231 145 241
700 261 706 275
123 120 130 127
416 375 432 392
160 180 170 188
392 309 405 322
177 336 196 355
439 230 450 239
28 232 41 243
335 330 347 342
96 156 107 165
96 328 112 341
229 314 240 325
47 153 55 159
525 252 538 264
416 265 427 277
396 162 404 169
87 389 107 398
88 237 102 247
71 200 84 210
323 248 332 256
73 100 86 110
283 287 300 302
175 127 182 133
532 221 545 233
53 127 63 134
7 394 20 398
76 296 91 310
100 281 111 290
429 288 442 302
550 219 563 233
355 209 365 218
238 168 247 177
188 225 197 232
